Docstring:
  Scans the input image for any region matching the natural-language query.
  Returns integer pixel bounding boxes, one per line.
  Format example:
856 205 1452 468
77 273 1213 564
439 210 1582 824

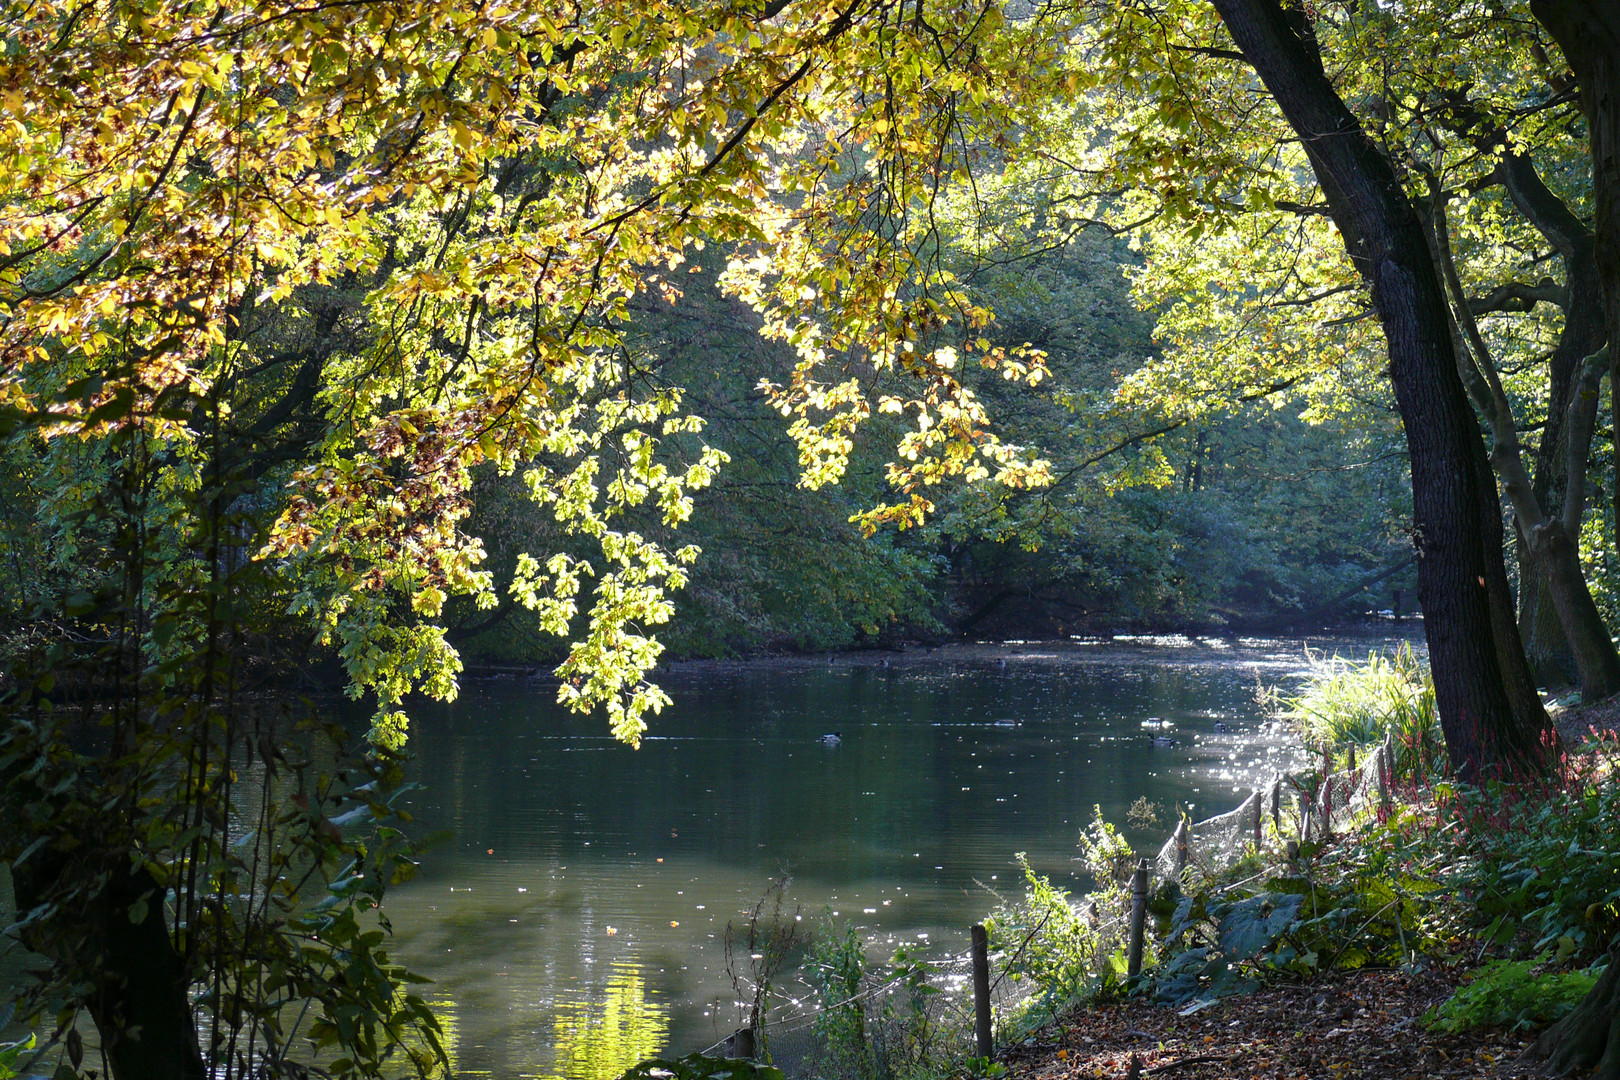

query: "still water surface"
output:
388 634 1414 1079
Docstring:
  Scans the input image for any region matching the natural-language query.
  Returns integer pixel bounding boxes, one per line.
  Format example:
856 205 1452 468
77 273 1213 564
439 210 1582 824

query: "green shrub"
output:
1438 775 1620 962
986 855 1105 1008
1077 805 1137 900
1141 761 1620 1008
1424 953 1600 1033
804 919 957 1080
807 918 873 1080
1280 643 1442 780
1145 802 1459 1004
0 1035 35 1080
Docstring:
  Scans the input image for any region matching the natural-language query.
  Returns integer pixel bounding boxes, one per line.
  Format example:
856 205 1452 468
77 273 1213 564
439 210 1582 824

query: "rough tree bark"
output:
10 854 207 1080
1206 0 1556 781
1519 5 1620 1074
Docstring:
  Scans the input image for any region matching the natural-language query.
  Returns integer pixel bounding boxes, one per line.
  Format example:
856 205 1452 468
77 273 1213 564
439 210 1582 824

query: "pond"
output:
385 632 1418 1079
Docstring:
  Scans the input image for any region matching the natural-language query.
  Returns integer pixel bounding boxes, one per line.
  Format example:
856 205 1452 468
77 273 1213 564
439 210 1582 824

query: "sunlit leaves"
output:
2 0 1080 743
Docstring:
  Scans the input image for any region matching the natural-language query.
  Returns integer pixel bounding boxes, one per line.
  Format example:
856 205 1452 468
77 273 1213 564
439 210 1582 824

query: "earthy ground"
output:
1553 694 1620 746
998 968 1540 1080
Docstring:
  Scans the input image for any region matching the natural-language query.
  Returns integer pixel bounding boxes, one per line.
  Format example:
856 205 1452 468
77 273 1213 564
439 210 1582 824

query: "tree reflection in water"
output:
547 964 670 1080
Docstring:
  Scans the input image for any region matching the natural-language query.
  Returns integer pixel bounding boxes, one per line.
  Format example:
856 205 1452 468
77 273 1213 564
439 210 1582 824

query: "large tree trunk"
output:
1517 546 1576 686
1522 6 1620 1073
1207 0 1555 782
11 855 207 1080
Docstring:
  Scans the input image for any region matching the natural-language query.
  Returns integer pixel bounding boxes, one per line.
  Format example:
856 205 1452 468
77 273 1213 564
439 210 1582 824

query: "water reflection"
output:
390 633 1420 1078
547 964 670 1080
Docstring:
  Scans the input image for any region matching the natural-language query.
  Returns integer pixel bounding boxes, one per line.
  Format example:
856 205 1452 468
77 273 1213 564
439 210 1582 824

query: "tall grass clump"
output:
1279 643 1442 779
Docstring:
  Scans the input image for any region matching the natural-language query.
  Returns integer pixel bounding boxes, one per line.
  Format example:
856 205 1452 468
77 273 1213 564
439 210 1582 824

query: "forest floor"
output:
1552 693 1620 744
998 966 1537 1080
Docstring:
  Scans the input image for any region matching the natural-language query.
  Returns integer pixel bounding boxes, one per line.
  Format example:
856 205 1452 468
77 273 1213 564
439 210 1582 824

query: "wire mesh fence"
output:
1155 731 1397 882
695 936 1039 1079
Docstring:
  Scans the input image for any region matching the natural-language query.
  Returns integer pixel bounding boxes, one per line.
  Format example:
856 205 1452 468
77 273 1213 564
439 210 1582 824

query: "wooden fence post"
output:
1321 775 1334 837
1252 789 1263 848
971 924 992 1059
1378 743 1391 816
1127 859 1150 979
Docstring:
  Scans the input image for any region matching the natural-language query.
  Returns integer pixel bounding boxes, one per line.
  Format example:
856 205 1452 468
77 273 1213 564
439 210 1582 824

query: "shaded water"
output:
385 633 1414 1079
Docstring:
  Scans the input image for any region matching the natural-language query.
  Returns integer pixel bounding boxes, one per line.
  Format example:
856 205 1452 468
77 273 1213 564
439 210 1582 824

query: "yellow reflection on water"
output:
384 994 461 1078
543 963 669 1080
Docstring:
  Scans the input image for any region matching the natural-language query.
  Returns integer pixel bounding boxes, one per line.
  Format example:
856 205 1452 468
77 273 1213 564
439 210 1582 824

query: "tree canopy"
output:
3 0 1619 1075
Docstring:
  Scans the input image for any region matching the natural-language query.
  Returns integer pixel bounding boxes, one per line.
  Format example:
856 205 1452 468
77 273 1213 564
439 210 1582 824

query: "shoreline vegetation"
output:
985 719 1620 1080
651 648 1620 1080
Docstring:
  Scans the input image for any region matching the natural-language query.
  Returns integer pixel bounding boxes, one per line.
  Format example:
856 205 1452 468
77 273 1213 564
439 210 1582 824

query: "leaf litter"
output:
998 967 1539 1080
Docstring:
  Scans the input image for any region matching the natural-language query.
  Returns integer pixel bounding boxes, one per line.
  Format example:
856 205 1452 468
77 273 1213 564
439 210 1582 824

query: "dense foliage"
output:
988 724 1620 1038
1277 643 1445 781
2 0 1619 1075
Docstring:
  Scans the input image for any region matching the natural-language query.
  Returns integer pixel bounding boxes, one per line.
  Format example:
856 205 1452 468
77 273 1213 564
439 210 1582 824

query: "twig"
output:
1145 1054 1229 1075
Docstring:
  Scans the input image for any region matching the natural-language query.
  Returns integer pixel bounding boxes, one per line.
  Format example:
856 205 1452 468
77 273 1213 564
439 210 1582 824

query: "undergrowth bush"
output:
984 808 1144 1027
985 854 1109 1022
1148 809 1446 1003
964 723 1616 1053
1423 952 1601 1033
805 916 958 1080
1144 736 1619 1013
807 919 874 1079
1438 759 1620 963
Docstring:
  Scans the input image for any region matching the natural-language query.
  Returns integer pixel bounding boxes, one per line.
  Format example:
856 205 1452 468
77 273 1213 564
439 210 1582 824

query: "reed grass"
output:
1279 642 1443 779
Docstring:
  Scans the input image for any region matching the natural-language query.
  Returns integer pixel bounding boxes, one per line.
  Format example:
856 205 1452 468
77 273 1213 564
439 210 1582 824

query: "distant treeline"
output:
451 231 1417 665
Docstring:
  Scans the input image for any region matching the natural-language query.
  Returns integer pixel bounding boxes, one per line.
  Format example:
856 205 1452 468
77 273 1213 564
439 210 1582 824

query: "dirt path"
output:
999 968 1534 1080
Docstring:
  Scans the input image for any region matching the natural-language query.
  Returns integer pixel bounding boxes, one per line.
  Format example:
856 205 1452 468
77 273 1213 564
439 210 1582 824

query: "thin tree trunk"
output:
1208 0 1555 781
1533 2 1620 560
1515 9 1620 1073
1493 153 1609 688
1479 348 1620 701
1424 170 1620 702
1532 349 1619 702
